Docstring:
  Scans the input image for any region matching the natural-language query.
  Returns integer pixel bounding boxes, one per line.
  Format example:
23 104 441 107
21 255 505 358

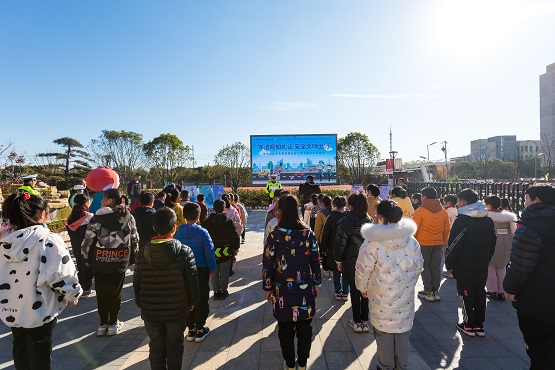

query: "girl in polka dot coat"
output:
355 200 423 370
0 192 81 369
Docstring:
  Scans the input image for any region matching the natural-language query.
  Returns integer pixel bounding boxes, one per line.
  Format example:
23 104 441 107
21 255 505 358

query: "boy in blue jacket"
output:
175 202 217 343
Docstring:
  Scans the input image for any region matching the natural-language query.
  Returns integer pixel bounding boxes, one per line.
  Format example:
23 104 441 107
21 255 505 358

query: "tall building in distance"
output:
540 62 555 139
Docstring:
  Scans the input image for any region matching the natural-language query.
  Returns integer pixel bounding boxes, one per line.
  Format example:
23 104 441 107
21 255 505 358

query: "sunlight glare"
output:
431 0 525 59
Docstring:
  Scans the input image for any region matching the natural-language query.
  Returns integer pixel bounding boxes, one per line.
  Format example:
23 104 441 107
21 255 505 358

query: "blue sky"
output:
1 0 555 166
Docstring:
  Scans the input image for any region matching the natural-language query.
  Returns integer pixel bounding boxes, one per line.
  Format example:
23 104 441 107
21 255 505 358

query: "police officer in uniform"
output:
265 175 282 205
18 174 40 196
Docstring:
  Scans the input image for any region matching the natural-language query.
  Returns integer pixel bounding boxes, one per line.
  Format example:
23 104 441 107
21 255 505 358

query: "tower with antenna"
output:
389 126 393 153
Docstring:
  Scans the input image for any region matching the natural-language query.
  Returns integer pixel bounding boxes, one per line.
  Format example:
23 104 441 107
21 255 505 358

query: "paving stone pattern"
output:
0 210 530 369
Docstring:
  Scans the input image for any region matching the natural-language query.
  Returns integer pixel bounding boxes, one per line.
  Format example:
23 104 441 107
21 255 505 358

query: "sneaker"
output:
342 293 349 301
186 327 196 342
241 239 246 244
96 324 108 337
442 270 453 278
106 320 124 336
221 290 229 299
486 292 498 300
456 322 476 337
195 327 210 342
81 289 93 298
361 321 370 332
433 291 441 301
418 290 435 302
473 326 486 337
334 292 343 300
496 293 506 301
349 320 363 333
213 291 221 300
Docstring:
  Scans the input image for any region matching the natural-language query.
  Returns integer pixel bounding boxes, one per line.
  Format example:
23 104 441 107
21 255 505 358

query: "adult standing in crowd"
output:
127 174 141 208
18 174 39 196
265 175 282 205
298 175 321 217
504 184 555 369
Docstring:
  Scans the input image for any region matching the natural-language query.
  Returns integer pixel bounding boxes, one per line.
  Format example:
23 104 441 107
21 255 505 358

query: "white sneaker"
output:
349 320 363 333
361 321 370 332
106 320 124 336
96 324 108 337
342 293 349 301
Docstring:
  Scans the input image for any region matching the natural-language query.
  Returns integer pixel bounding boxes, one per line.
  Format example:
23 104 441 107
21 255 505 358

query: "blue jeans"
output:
333 270 349 294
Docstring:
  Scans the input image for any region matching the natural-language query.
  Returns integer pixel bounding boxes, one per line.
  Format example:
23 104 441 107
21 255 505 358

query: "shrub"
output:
47 219 66 234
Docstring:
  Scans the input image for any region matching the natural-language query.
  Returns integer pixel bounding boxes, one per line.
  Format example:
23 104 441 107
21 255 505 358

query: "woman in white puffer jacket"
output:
355 200 423 370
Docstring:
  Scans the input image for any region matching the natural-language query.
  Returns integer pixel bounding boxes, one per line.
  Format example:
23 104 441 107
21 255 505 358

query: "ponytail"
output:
2 192 49 230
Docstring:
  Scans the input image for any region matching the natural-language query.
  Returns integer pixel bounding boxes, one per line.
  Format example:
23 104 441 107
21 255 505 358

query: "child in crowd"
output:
443 194 458 228
233 193 248 244
196 194 209 223
202 199 240 300
153 191 166 210
82 188 139 337
263 194 321 370
414 187 450 302
484 195 517 301
66 193 94 295
165 188 187 226
309 193 324 230
411 193 422 210
132 192 157 250
0 193 82 370
334 193 372 332
134 207 199 370
303 193 317 226
179 190 190 206
445 189 496 337
320 196 350 300
174 202 216 343
390 186 414 219
366 184 381 223
356 200 423 370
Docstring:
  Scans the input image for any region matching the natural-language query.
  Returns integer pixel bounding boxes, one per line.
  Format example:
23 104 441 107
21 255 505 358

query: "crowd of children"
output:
3 175 554 370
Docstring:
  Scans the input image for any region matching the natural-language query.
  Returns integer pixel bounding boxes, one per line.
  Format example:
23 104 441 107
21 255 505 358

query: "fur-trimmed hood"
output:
487 210 517 223
360 218 417 250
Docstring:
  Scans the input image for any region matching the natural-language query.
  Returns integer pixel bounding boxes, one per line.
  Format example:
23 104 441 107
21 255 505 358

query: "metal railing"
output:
407 181 534 214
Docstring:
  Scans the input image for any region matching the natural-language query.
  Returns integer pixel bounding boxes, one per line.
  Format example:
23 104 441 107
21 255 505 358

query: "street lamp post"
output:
536 153 544 179
427 142 437 161
389 150 398 186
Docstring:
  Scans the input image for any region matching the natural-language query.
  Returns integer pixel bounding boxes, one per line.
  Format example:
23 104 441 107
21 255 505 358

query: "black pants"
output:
241 228 245 241
12 318 57 370
456 280 486 326
144 318 187 370
187 267 210 330
74 253 94 291
517 311 555 370
349 281 369 323
278 319 313 368
95 271 126 325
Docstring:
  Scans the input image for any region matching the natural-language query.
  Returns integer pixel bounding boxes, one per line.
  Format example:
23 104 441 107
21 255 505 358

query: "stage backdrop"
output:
250 134 337 185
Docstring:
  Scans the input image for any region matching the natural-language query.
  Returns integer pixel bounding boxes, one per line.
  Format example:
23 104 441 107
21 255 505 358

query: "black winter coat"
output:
132 206 157 249
202 213 240 263
333 214 372 281
445 213 496 285
133 239 200 322
320 210 349 270
298 182 321 205
504 203 555 324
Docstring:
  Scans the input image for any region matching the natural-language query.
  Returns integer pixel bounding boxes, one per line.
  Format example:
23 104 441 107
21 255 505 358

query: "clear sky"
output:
1 0 555 166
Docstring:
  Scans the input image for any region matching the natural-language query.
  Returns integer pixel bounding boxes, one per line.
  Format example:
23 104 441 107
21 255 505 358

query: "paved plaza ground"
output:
0 210 531 369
